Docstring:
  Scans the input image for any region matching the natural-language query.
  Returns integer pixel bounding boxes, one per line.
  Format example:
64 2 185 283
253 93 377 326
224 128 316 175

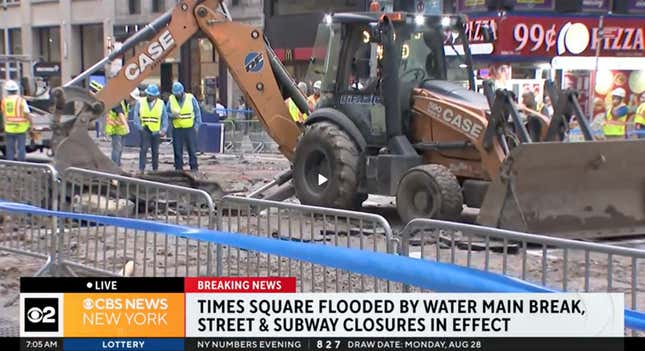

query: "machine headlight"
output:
414 14 425 26
441 16 451 28
323 14 333 26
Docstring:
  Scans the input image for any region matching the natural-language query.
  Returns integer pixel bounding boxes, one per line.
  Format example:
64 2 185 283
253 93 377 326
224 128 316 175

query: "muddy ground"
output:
0 143 643 336
115 141 291 193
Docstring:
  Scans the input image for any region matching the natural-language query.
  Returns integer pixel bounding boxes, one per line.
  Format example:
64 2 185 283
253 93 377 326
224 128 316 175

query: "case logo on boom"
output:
125 30 175 81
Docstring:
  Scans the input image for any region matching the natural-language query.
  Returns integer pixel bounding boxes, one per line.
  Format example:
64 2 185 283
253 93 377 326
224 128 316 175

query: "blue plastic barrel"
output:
197 123 223 153
123 121 141 147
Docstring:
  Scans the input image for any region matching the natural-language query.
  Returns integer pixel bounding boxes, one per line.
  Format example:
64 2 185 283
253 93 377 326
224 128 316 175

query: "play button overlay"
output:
318 174 328 186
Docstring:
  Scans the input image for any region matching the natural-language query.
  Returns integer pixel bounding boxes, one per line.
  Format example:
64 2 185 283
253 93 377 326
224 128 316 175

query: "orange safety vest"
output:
1 95 30 134
307 95 319 111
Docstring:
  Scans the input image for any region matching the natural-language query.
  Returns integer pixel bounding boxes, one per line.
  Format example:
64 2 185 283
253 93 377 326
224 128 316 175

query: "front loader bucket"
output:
53 116 124 175
478 140 645 239
50 86 124 175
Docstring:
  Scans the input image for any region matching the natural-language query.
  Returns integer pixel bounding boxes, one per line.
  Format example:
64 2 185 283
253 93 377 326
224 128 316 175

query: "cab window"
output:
343 26 381 94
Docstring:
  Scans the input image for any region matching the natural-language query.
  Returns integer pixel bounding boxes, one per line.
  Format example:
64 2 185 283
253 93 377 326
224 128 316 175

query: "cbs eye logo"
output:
24 298 59 332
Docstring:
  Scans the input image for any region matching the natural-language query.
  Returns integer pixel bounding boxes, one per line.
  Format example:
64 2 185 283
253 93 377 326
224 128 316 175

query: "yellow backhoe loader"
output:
48 0 645 239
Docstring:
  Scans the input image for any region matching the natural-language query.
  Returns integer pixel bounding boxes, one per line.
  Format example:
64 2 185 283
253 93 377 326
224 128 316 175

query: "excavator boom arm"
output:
194 3 301 159
52 0 302 165
94 2 199 110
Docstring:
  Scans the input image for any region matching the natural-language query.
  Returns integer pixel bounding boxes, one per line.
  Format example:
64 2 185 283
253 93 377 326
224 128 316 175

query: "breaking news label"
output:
14 277 628 351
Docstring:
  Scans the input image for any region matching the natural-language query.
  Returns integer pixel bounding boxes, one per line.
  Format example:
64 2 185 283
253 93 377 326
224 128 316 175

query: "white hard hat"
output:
4 80 19 92
612 87 626 98
130 88 140 99
313 80 322 89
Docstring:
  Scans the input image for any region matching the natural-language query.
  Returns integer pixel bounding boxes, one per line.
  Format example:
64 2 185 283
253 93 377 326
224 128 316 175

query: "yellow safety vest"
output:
603 107 627 137
307 95 319 111
139 99 163 132
635 103 645 125
286 98 306 123
106 101 129 136
168 93 195 129
1 95 30 134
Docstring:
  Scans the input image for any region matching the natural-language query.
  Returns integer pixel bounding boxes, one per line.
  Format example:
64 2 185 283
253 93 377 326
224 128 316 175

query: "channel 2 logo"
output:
23 298 59 332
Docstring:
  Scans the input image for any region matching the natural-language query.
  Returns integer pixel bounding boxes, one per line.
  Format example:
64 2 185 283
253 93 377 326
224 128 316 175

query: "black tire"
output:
396 164 463 223
294 121 360 209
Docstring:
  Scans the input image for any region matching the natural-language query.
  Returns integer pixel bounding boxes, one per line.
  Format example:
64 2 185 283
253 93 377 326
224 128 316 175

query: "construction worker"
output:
215 99 227 119
286 82 308 123
89 80 110 140
167 82 202 173
602 88 629 140
634 92 645 139
307 80 322 111
590 97 606 139
538 95 554 118
133 84 168 174
105 89 138 166
137 84 147 98
1 80 33 161
89 81 105 139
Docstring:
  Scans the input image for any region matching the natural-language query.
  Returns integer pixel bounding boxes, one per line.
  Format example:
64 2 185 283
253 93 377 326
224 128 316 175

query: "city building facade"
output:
1 0 175 85
0 0 262 108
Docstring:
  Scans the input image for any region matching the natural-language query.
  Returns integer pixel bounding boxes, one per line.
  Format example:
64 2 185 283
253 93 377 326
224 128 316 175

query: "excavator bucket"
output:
478 139 645 239
50 86 124 175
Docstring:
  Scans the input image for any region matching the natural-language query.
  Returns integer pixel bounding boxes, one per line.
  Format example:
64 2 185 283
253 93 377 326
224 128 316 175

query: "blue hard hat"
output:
145 84 160 97
172 82 184 95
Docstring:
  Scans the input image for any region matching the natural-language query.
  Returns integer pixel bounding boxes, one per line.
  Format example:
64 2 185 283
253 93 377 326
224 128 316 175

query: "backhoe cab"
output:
294 12 480 214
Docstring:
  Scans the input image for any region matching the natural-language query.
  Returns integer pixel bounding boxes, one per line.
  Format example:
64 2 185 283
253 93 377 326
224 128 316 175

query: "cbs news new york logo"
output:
20 294 63 336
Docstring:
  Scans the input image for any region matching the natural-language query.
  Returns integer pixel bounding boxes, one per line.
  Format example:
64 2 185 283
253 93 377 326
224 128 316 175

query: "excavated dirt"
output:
111 141 291 194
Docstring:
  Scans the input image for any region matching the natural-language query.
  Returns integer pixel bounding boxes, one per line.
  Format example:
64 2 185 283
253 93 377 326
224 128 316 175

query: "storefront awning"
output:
445 43 494 56
464 13 645 62
552 56 645 71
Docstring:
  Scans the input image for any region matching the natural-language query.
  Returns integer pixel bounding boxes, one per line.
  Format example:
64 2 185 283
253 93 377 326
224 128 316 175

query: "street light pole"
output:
2 0 11 80
588 1 613 120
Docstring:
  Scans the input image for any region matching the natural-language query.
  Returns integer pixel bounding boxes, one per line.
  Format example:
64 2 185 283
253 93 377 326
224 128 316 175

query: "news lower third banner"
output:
14 277 628 351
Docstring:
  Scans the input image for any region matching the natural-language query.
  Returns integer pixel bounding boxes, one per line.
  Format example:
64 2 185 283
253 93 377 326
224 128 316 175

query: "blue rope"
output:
0 200 642 330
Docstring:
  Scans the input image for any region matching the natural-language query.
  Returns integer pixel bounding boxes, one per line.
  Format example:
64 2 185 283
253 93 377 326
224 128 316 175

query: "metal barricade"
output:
567 121 645 141
218 195 400 292
57 167 218 278
399 219 645 335
222 117 280 155
0 160 59 277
